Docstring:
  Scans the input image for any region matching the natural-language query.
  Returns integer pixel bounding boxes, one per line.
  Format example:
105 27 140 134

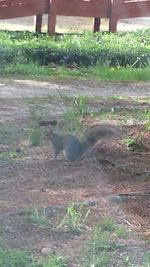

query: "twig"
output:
56 89 65 100
118 192 150 197
118 216 141 229
96 155 116 166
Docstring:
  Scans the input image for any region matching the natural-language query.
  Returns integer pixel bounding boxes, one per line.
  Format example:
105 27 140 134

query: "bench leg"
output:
93 18 101 32
34 15 43 33
109 17 117 32
109 0 118 32
48 4 56 36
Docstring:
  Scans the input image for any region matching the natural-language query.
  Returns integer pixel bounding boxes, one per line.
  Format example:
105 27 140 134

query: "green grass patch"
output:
0 29 150 68
81 218 135 267
0 248 66 267
0 249 33 267
1 63 150 82
82 224 115 267
23 206 50 229
0 29 150 82
58 202 90 235
40 254 66 267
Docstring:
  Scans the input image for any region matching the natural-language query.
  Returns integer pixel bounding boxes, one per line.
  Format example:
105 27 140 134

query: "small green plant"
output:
114 226 127 238
90 227 110 251
41 254 66 267
0 150 18 165
24 206 49 229
123 138 136 150
146 121 150 131
28 127 41 146
81 219 130 267
61 110 83 133
29 105 47 120
74 95 87 121
98 218 115 232
143 109 150 119
28 105 46 146
82 226 112 267
58 202 90 234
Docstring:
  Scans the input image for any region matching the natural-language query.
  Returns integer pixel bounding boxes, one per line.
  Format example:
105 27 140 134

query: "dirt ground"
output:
0 79 150 266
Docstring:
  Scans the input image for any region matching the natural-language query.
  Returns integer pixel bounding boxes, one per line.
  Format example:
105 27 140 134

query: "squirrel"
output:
46 124 121 162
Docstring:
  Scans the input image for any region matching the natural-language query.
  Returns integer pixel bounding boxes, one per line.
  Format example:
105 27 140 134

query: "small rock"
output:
83 199 98 207
45 205 64 217
41 247 55 255
41 188 49 192
16 148 21 153
108 194 128 204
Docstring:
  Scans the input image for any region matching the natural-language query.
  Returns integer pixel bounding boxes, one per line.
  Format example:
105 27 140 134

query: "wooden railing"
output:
0 0 150 35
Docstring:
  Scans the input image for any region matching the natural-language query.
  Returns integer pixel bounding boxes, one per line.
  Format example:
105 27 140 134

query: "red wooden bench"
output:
0 0 150 35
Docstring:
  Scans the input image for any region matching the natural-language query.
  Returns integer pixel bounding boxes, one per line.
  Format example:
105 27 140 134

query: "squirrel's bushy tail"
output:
83 124 121 144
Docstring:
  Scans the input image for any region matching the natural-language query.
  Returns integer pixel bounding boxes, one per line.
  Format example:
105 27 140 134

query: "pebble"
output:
41 246 55 255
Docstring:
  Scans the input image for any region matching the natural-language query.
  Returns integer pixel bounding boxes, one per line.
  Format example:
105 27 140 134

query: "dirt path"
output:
0 79 150 98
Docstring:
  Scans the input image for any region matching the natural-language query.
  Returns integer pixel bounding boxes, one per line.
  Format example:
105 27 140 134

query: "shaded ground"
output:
0 79 150 266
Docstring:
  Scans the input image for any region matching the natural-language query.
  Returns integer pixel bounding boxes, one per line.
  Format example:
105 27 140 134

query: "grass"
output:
40 254 66 267
0 150 18 165
123 138 137 150
0 124 25 145
58 202 90 234
0 249 33 267
2 63 150 82
82 223 114 267
98 218 115 232
59 110 85 133
28 127 42 146
0 29 150 82
0 248 66 267
0 29 150 68
81 218 131 267
24 206 50 229
114 226 127 238
27 105 45 146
